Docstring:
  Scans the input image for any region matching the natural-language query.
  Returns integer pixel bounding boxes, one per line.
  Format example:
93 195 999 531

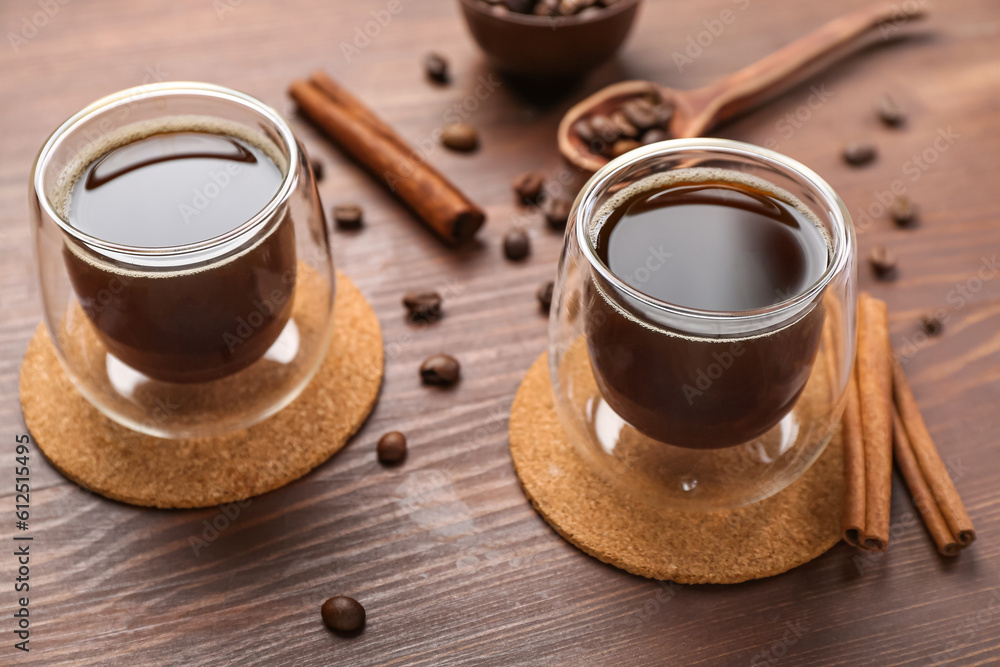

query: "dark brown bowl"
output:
457 0 642 79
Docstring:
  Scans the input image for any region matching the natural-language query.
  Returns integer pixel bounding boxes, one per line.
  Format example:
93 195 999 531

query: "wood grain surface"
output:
1 0 999 665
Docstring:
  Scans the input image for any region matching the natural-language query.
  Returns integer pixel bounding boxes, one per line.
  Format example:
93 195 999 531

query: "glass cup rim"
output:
573 137 854 324
32 81 299 261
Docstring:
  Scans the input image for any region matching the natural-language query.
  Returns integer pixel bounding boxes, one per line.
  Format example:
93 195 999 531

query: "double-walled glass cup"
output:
30 82 335 438
549 139 856 511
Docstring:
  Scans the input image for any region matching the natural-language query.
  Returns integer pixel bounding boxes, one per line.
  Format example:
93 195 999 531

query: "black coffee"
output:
596 182 827 311
585 171 829 449
60 122 297 384
70 131 280 247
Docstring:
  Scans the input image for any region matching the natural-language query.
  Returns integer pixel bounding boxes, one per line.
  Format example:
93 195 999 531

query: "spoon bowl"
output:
559 3 926 174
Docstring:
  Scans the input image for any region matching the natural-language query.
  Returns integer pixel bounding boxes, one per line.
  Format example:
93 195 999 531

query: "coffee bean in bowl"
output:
456 0 643 79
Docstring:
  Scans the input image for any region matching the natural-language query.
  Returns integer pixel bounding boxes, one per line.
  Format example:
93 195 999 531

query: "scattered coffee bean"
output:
843 142 877 167
537 280 554 313
441 124 479 152
402 291 443 322
420 354 461 386
641 128 669 145
377 431 407 464
543 197 572 230
333 204 364 230
310 158 324 182
611 138 641 158
424 52 450 84
513 171 546 205
321 596 366 633
920 313 944 337
503 228 531 261
876 94 905 127
869 245 897 279
890 195 918 227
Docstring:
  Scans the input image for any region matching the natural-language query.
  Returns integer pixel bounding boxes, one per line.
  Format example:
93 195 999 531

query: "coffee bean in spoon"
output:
503 0 535 13
611 138 641 159
843 142 877 167
333 204 364 230
641 128 669 145
376 431 407 464
441 124 479 152
402 290 443 322
424 53 450 84
321 596 366 633
503 229 531 261
420 354 461 386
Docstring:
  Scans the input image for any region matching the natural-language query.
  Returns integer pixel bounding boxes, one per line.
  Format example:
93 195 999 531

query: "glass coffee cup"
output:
549 139 857 510
30 82 335 438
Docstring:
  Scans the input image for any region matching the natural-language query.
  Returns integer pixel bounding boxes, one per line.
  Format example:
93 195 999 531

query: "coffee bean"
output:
611 138 641 158
333 204 364 230
560 0 597 13
537 281 555 312
377 431 407 464
876 94 905 127
425 53 450 84
513 171 546 205
533 0 560 15
321 596 366 633
441 124 479 152
920 313 944 337
890 195 918 227
310 158 324 182
589 115 620 143
543 197 572 230
640 128 669 145
622 99 659 131
504 0 535 13
610 110 639 139
573 118 596 144
402 291 443 322
843 142 877 167
503 228 531 260
420 354 461 386
869 245 897 279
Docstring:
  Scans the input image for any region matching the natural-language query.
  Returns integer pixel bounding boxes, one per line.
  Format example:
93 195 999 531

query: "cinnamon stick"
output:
855 292 893 551
840 367 866 547
288 75 485 245
893 357 976 549
891 406 961 556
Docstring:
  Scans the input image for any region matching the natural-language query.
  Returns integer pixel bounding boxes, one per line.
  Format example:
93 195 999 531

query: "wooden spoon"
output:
558 4 926 174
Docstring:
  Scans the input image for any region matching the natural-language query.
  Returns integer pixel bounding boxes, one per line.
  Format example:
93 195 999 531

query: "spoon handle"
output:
681 4 926 136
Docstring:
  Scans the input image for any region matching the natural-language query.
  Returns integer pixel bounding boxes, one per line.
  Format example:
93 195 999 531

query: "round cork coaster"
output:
19 271 383 509
509 353 844 584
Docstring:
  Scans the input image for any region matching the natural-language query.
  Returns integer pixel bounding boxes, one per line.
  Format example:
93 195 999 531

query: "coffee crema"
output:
585 168 830 449
57 117 297 384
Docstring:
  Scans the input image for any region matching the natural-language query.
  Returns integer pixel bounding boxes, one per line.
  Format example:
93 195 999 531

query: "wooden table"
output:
2 0 998 664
